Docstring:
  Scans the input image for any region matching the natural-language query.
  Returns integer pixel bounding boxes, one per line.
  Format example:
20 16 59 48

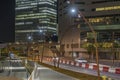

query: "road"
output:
43 60 120 80
0 59 78 80
1 57 119 80
33 65 78 80
27 61 78 80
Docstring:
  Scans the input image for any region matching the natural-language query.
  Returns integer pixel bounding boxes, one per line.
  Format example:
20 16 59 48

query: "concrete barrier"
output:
45 57 120 74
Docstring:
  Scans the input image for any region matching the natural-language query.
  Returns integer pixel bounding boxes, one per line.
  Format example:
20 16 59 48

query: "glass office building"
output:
79 0 120 43
58 0 120 59
15 0 57 42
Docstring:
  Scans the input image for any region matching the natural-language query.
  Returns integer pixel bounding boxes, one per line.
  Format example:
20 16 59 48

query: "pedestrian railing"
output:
23 59 38 80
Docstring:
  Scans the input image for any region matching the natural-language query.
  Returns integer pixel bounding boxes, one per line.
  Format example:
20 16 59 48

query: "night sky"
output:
0 0 15 43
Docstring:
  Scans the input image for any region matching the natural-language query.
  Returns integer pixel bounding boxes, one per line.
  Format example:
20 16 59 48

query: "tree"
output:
82 42 95 62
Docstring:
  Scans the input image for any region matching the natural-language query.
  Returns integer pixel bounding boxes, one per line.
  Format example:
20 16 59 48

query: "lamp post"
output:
27 35 32 59
79 12 100 79
68 0 100 79
112 32 115 67
38 27 44 63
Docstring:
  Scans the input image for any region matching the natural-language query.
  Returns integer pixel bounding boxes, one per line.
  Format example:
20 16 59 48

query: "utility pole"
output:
41 41 44 63
72 39 74 58
79 12 100 80
112 32 115 67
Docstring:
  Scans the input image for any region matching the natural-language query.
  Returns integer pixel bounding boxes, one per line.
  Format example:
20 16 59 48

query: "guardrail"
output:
27 61 38 80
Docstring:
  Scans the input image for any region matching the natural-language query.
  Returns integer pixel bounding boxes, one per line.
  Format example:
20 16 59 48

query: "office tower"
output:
15 0 57 42
58 0 120 58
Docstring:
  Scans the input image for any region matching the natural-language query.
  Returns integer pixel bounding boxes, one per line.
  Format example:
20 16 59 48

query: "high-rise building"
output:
58 0 120 59
15 0 57 42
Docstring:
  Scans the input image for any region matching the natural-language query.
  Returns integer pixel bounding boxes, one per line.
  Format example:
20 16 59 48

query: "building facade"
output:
15 0 57 42
58 0 120 59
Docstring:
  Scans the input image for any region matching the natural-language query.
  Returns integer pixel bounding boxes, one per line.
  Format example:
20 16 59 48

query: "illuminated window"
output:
89 17 104 23
96 6 120 11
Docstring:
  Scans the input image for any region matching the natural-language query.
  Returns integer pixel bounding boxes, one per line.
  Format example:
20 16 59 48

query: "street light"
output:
69 2 100 80
27 35 33 59
71 8 76 13
38 27 45 63
38 28 43 42
67 0 71 4
28 36 32 41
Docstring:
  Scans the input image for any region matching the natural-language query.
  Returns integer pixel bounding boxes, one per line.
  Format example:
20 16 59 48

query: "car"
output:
75 58 87 63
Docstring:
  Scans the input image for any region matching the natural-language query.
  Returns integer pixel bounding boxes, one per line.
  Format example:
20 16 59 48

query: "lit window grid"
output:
15 0 57 41
16 0 57 9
